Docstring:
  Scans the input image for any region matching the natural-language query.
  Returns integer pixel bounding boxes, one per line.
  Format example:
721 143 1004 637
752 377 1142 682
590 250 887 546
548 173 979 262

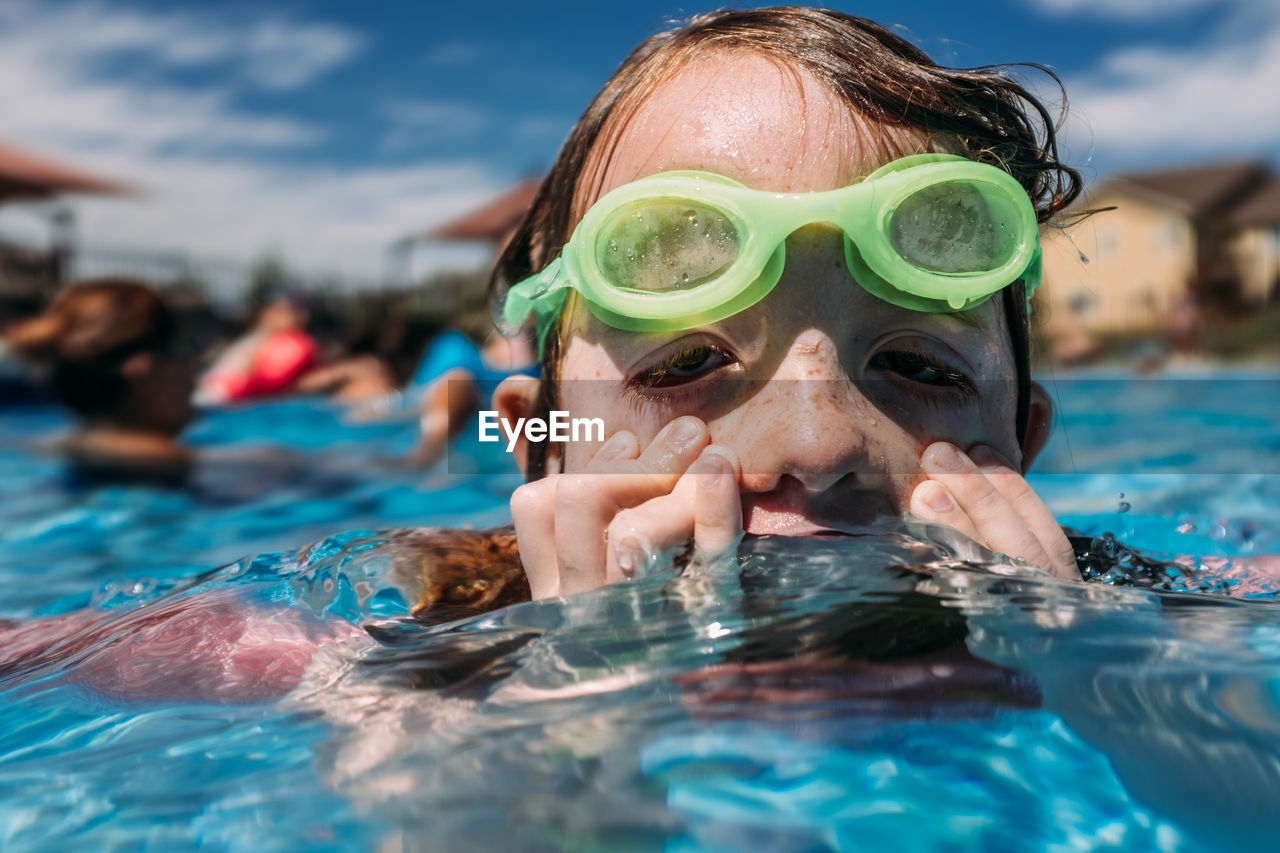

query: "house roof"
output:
424 176 542 242
1229 178 1280 227
1103 161 1269 219
0 138 129 203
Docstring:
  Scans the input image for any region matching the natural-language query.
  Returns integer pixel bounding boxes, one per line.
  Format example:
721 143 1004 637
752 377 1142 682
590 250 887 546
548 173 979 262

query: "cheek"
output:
555 376 671 473
890 400 1021 463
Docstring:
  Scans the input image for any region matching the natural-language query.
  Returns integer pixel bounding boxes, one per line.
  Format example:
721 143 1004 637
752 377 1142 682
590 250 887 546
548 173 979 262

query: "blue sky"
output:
1 0 1277 283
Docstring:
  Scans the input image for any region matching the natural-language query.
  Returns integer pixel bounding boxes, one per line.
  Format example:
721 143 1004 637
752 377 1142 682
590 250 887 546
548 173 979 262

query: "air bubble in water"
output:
1116 492 1130 513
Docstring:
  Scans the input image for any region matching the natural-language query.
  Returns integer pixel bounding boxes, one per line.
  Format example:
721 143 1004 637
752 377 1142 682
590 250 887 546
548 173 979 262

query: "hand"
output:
510 416 744 599
909 442 1079 579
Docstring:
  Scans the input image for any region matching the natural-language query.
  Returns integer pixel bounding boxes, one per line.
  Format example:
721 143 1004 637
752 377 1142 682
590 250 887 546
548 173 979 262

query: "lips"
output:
740 477 894 536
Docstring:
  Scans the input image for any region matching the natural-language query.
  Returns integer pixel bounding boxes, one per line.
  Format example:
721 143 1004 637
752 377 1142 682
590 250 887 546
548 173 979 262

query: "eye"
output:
630 344 737 390
869 350 975 393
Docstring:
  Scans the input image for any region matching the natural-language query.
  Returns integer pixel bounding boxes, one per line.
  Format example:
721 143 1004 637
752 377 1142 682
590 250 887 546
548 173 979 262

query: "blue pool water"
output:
1 373 1278 851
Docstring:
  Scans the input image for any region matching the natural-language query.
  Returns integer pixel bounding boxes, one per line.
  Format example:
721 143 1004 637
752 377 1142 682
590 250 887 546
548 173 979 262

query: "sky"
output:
1 0 1277 287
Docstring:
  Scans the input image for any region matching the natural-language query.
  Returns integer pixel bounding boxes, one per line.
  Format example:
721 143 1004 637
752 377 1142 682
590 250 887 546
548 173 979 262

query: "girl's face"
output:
550 52 1027 535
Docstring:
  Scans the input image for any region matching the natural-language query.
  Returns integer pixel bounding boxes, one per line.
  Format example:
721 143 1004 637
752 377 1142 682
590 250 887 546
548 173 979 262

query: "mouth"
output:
740 484 893 537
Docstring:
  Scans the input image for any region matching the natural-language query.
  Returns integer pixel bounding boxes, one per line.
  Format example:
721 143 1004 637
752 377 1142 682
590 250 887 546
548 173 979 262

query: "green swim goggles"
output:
503 153 1041 341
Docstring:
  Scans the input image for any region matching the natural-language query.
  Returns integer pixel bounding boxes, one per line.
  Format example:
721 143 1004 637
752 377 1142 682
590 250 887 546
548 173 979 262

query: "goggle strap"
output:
504 257 565 324
1022 247 1043 312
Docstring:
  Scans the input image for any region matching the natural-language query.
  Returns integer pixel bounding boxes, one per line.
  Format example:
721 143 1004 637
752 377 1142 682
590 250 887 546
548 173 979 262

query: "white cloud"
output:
0 0 361 89
241 20 363 91
1028 0 1221 17
68 152 498 259
1048 2 1280 170
0 1 506 284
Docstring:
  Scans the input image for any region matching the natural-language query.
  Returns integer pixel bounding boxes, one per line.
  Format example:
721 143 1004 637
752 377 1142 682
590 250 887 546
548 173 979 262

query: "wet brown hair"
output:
490 6 1083 478
6 278 175 420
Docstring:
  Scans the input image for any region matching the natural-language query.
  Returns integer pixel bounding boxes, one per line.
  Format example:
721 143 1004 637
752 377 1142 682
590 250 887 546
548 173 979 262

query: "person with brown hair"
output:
5 277 198 485
4 4 1280 724
488 6 1084 597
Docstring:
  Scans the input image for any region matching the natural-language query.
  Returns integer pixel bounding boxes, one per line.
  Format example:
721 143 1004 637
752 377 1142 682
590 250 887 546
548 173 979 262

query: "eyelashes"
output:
868 350 977 399
627 343 738 391
624 343 977 405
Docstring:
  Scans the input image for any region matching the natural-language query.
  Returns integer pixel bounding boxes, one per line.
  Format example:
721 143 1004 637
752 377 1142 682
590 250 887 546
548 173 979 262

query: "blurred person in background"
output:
296 313 444 412
4 277 198 486
194 291 319 406
411 320 537 464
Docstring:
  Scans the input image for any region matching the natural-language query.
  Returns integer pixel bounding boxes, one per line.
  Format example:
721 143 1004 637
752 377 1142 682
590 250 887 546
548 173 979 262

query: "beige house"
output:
1226 178 1280 306
1038 161 1275 348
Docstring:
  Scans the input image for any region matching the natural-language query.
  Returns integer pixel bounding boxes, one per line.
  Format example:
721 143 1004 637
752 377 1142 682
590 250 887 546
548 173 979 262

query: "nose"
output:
734 328 875 493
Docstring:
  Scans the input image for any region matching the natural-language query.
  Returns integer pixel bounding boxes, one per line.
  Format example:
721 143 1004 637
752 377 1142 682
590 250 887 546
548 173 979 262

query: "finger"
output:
918 442 1055 571
582 417 711 506
604 490 697 583
601 445 743 582
555 418 710 595
584 429 640 471
623 415 712 489
692 447 743 563
909 478 984 545
510 478 562 599
968 446 1079 579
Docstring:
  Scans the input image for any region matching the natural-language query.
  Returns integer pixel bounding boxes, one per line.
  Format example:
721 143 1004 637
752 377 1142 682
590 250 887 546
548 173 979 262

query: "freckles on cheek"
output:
705 392 787 469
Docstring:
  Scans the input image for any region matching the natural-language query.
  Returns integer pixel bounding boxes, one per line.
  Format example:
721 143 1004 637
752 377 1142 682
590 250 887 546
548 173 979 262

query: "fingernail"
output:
600 430 633 455
662 417 701 448
923 482 953 512
616 536 644 577
929 443 965 472
697 450 733 489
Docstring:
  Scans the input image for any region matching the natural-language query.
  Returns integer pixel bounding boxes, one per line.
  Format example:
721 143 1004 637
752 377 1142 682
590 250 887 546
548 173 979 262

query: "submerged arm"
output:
1 588 362 705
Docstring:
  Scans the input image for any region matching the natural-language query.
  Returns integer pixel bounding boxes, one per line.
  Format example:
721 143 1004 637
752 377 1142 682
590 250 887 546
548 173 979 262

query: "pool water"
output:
1 373 1278 852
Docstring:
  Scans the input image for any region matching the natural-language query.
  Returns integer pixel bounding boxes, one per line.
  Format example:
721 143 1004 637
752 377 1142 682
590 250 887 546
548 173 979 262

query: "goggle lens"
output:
888 181 1022 274
596 201 740 293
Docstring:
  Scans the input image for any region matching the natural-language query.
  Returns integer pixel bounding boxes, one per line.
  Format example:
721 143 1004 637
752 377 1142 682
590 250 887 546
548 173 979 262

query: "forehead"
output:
588 50 920 204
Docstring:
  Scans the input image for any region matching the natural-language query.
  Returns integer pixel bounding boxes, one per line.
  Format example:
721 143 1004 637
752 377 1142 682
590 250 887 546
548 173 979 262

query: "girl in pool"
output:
486 5 1083 597
13 7 1275 707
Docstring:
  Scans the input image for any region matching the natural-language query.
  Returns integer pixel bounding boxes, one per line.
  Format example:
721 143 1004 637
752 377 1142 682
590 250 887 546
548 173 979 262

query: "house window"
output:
1069 291 1095 316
